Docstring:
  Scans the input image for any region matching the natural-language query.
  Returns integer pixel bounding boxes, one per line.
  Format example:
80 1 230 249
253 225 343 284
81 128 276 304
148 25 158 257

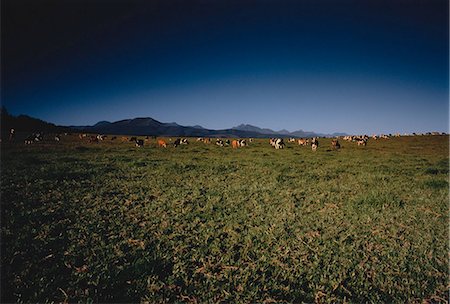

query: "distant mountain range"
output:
73 118 347 138
231 124 347 138
0 107 346 138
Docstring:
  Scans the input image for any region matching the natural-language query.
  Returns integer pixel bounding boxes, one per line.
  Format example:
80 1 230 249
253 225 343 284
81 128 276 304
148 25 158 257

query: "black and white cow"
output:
135 139 144 147
174 138 189 147
270 138 285 149
311 137 319 151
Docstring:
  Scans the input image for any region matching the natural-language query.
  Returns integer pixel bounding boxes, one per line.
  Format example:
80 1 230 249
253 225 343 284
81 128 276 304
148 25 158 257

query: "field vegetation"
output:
1 135 448 303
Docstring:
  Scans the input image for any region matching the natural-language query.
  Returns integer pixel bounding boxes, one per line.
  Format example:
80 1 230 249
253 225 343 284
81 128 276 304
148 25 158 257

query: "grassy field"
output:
1 135 448 303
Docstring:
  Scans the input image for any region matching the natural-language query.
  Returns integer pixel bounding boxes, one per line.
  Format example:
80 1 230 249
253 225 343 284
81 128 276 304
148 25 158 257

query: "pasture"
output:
1 135 448 303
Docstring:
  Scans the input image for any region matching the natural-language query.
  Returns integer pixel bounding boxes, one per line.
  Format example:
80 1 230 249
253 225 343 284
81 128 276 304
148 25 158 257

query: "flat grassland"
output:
1 135 448 303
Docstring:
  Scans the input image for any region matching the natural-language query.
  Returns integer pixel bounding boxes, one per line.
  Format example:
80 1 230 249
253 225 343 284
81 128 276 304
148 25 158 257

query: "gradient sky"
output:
2 0 449 134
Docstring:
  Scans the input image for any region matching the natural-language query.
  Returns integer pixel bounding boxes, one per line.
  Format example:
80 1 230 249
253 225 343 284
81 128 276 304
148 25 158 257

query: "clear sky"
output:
2 0 449 134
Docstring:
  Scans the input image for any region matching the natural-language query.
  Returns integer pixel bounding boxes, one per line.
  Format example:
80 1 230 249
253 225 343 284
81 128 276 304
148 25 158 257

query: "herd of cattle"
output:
4 128 446 151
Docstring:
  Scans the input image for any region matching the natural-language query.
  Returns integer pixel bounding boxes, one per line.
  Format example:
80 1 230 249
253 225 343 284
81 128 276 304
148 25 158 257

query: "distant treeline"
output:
1 107 72 138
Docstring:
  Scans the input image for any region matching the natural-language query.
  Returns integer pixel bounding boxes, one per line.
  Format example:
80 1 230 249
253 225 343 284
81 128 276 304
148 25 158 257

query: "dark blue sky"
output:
2 0 448 134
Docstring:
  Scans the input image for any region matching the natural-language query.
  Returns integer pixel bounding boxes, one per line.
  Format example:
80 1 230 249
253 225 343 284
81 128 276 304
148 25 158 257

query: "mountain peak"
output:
94 121 111 127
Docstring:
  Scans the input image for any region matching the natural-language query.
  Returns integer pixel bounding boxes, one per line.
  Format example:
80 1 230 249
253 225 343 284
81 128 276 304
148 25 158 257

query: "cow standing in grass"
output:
158 139 167 148
311 137 319 151
271 138 285 149
9 128 15 142
135 139 144 147
331 139 340 150
238 139 247 147
357 139 367 146
174 138 189 147
298 138 309 146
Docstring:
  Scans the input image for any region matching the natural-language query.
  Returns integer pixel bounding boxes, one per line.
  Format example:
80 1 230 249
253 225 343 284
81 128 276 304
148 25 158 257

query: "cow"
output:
174 138 189 147
158 139 167 148
274 138 285 149
357 139 367 146
54 135 61 142
331 139 340 150
24 134 35 145
111 136 117 141
288 138 296 143
9 128 15 141
269 138 276 147
232 140 239 148
135 139 144 147
197 138 211 144
216 139 224 147
298 138 309 146
311 137 319 151
89 135 99 143
238 139 247 147
129 137 137 142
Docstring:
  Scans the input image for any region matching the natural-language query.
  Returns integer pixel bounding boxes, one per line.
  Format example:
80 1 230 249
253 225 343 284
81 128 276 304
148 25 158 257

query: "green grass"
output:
1 135 448 303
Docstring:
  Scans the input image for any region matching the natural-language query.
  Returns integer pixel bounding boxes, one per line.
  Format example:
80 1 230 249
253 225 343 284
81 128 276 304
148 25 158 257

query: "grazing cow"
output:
216 139 224 147
288 137 296 143
357 139 367 146
129 137 137 142
89 135 99 143
232 140 239 149
197 138 211 144
249 138 253 143
274 138 285 149
174 138 189 147
298 138 309 146
311 137 319 151
135 139 144 147
238 139 247 147
331 139 340 150
54 135 61 142
158 139 167 148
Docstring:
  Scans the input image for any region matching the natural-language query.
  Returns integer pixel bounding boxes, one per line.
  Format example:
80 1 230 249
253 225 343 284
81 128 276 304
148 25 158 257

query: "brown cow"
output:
158 139 167 148
232 140 238 148
298 138 309 146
